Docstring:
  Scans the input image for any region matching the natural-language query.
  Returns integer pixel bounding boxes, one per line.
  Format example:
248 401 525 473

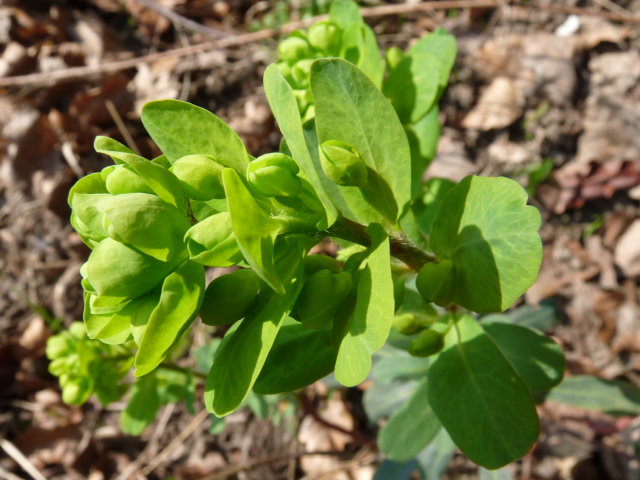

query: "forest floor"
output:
1 1 640 479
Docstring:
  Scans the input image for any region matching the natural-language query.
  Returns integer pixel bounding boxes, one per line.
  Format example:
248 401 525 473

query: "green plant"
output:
47 1 564 472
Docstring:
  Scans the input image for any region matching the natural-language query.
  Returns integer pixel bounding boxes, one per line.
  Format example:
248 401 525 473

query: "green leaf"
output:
204 243 305 416
408 28 457 89
120 375 160 435
253 322 338 394
415 177 456 236
482 301 558 331
428 175 542 313
141 100 249 175
379 377 441 462
374 460 418 480
329 0 362 29
546 375 640 415
200 269 261 326
405 108 442 198
427 314 539 469
222 168 285 294
363 379 418 423
482 321 565 392
335 224 394 386
134 261 204 376
311 59 411 223
263 64 338 228
94 137 187 212
384 50 441 124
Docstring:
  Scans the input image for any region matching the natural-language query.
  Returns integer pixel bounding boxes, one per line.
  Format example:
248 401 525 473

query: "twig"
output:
0 465 27 480
129 0 230 39
140 408 209 476
0 439 47 480
104 99 141 154
1 0 637 90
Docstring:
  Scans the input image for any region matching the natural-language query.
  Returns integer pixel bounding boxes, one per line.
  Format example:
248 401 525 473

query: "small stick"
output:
0 439 47 480
104 99 141 154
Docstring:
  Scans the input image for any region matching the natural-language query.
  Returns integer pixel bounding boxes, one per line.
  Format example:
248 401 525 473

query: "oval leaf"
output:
427 314 539 469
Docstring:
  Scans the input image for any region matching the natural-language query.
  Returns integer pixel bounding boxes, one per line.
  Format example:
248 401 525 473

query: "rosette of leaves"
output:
58 14 556 470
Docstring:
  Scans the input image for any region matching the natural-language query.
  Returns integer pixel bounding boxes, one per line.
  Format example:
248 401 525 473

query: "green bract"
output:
57 3 556 472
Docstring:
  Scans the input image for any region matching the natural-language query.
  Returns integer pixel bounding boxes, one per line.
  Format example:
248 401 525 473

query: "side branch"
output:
324 216 435 271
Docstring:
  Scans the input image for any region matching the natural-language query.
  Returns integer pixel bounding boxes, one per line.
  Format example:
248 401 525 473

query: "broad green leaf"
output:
120 375 160 435
263 64 338 228
134 261 205 376
253 322 337 394
379 377 441 462
415 177 456 237
369 345 429 384
92 136 135 158
129 291 161 346
335 224 394 386
223 168 285 294
311 59 411 223
81 238 180 298
427 314 539 469
405 107 442 198
482 300 558 331
384 50 441 124
329 0 362 29
415 428 456 480
94 137 187 212
408 28 457 89
482 321 565 392
141 100 249 175
204 244 305 416
546 375 640 415
428 175 542 313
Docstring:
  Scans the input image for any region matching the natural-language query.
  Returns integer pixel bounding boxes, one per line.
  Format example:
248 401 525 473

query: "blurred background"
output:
1 0 640 479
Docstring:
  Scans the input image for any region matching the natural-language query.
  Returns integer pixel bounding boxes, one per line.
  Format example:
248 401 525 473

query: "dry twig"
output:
0 439 47 480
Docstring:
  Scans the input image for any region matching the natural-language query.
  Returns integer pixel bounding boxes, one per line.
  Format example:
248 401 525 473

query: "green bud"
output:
293 270 353 329
392 313 421 335
292 88 312 113
393 276 405 312
277 34 311 64
247 153 302 197
49 356 74 376
302 254 341 276
184 212 244 267
61 375 92 405
169 154 225 200
416 259 455 307
319 140 368 187
307 20 341 54
104 164 154 195
292 59 314 87
385 46 404 71
200 269 261 326
69 321 87 339
46 334 73 359
408 329 445 357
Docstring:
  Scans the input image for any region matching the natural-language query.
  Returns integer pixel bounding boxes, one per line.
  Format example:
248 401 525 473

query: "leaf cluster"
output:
47 1 558 470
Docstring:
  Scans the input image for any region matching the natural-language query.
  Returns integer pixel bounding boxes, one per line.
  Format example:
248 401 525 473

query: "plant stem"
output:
323 216 435 271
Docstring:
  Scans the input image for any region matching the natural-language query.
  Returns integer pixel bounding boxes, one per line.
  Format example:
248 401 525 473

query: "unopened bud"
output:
247 153 302 197
319 140 368 187
307 21 341 54
278 34 311 64
409 328 445 357
170 154 225 200
416 259 455 307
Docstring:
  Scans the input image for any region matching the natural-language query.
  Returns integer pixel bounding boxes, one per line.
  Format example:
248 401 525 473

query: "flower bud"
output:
247 153 302 197
392 313 421 335
416 258 455 307
277 34 311 64
319 140 368 187
302 254 341 276
46 334 73 359
385 46 404 71
184 212 244 267
307 20 341 54
291 59 314 87
408 328 445 357
169 154 225 200
293 270 353 329
61 375 92 405
200 269 261 326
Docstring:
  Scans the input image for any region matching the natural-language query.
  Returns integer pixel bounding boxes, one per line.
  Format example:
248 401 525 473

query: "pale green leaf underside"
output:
546 375 640 415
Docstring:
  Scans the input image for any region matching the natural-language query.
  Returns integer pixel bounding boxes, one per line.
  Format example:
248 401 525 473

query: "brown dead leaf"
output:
614 220 640 278
462 76 523 130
